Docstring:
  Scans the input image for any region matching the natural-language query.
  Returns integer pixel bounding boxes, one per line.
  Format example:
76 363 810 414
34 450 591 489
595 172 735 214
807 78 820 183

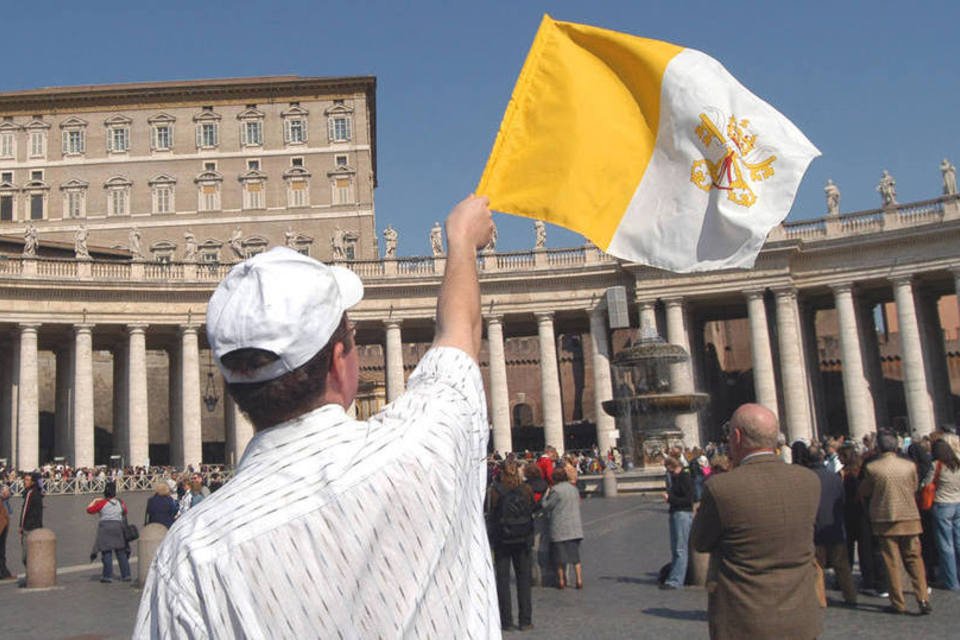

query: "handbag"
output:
919 462 941 511
122 509 139 542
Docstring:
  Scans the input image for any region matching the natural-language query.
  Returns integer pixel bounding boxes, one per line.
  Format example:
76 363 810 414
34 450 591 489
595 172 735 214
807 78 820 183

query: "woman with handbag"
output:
923 435 960 590
86 481 131 583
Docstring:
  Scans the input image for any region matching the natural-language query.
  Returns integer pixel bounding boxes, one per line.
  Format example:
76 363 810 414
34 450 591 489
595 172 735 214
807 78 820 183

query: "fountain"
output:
602 328 709 467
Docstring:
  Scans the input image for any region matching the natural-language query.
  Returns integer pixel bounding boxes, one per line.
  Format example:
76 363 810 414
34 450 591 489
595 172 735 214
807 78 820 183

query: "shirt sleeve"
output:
133 553 206 640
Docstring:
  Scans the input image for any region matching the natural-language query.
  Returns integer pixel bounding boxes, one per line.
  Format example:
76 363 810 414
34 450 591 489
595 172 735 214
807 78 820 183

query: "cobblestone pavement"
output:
0 493 957 639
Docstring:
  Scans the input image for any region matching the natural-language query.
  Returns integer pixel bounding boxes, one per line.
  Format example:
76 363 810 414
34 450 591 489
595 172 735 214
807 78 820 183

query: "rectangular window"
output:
0 195 12 221
197 123 218 148
109 190 127 216
244 183 264 209
1 171 12 183
243 121 262 146
335 154 348 167
66 191 83 218
287 119 305 144
247 159 260 171
330 117 351 142
0 133 14 158
30 194 43 219
63 130 85 155
29 131 45 158
30 170 43 181
204 161 217 172
291 157 303 167
200 184 220 211
334 177 352 204
289 180 308 207
154 125 172 150
154 186 172 214
109 127 129 152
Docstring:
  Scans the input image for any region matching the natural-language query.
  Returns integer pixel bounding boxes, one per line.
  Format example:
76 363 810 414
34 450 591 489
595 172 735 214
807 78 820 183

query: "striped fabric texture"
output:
134 347 499 639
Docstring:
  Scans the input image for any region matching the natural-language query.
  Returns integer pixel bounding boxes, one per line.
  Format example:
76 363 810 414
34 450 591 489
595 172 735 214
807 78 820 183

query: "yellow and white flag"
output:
478 15 820 272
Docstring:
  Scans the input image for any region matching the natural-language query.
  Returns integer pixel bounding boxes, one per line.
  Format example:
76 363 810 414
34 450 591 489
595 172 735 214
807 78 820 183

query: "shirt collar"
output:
741 450 777 464
238 403 349 468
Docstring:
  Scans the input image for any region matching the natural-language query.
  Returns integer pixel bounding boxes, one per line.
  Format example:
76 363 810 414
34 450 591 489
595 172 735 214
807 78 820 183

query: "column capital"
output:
743 288 766 301
179 324 200 336
126 323 149 334
890 274 914 287
662 297 686 310
383 318 403 329
950 265 960 279
637 299 656 311
73 323 95 334
534 311 554 324
588 305 605 322
771 286 798 301
829 282 855 296
17 322 41 332
484 314 504 326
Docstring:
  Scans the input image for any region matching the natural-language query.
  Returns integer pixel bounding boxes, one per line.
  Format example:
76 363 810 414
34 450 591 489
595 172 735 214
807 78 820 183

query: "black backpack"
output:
495 483 533 544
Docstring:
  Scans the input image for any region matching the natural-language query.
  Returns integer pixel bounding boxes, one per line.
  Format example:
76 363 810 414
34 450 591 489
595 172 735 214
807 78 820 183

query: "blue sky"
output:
4 1 958 255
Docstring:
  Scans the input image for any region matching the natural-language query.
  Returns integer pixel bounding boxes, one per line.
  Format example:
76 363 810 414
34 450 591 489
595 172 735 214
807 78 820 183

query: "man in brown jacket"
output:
691 404 822 640
858 431 931 614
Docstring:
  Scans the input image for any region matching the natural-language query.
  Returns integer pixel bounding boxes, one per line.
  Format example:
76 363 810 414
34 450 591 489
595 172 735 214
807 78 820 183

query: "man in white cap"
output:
135 195 498 638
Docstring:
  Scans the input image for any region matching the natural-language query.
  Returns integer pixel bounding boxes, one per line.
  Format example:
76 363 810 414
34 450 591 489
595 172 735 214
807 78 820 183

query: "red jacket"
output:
537 456 556 487
86 498 127 515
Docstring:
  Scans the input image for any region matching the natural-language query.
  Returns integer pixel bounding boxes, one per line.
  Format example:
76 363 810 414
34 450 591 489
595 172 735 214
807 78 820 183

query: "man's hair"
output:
730 404 779 450
663 456 682 471
222 315 353 430
552 467 567 484
877 431 899 453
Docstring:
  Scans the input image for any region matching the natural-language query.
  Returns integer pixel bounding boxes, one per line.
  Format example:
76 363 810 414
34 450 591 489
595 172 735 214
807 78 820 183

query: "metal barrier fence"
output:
7 470 235 496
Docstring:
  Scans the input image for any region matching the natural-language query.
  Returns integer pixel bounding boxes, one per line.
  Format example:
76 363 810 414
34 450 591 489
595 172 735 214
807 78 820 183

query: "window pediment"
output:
60 179 89 190
283 166 312 180
243 234 268 246
104 114 132 127
0 121 20 132
148 113 176 124
150 240 177 252
24 119 50 130
281 105 309 118
237 107 265 120
239 169 267 181
59 116 88 129
328 164 356 176
200 239 223 249
104 176 133 188
324 102 354 115
24 179 48 190
0 180 17 191
195 170 223 183
193 110 222 123
148 174 177 186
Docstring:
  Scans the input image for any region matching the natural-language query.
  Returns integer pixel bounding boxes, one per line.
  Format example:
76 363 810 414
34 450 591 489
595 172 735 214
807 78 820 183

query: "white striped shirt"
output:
134 347 498 639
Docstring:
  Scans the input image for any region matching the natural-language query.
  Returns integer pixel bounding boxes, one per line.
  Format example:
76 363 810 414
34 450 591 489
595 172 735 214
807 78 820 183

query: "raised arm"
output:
432 195 494 361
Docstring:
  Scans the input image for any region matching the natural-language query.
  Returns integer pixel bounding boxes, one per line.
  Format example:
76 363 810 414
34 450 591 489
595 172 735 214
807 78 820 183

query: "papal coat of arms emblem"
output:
690 110 777 208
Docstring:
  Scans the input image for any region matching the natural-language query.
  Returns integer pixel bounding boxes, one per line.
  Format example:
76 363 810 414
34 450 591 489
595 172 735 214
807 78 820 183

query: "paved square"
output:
1 492 956 639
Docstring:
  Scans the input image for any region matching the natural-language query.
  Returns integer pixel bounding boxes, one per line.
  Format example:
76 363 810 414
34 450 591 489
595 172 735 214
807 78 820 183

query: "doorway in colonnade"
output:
698 318 754 444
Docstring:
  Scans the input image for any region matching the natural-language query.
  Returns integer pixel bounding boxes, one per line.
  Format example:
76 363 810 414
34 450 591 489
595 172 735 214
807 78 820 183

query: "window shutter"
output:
196 125 202 148
61 131 68 154
107 128 114 152
328 118 335 142
283 119 291 143
79 132 85 153
239 122 247 146
345 118 352 141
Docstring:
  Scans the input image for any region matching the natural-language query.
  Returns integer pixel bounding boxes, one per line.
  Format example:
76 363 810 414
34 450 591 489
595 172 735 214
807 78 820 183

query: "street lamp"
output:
203 351 219 412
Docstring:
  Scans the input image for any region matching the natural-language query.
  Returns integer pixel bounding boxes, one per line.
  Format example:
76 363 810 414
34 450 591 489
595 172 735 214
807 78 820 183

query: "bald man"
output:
691 404 823 640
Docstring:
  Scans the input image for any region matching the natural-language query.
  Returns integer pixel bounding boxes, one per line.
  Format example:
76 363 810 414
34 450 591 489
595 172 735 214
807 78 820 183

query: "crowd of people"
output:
654 416 960 632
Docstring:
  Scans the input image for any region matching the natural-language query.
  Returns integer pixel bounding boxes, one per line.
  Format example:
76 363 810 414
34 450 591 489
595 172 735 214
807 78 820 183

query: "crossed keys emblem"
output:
690 110 776 208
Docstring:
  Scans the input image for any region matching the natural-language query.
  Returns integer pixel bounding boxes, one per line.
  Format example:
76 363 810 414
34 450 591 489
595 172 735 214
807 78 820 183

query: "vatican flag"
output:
478 15 820 272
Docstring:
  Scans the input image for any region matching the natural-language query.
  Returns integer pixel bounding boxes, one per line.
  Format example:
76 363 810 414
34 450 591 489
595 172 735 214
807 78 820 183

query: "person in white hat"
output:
135 195 498 638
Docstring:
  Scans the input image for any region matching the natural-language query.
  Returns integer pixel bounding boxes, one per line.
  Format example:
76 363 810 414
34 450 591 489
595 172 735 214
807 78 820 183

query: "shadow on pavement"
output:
641 607 708 621
597 574 659 586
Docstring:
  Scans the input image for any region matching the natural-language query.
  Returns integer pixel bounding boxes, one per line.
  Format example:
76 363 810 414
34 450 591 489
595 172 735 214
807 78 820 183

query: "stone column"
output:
168 345 182 467
745 289 779 417
17 323 40 471
664 298 700 446
113 344 129 463
536 312 564 454
891 276 936 435
176 326 203 468
384 320 405 403
858 300 889 429
224 393 254 467
831 284 876 442
588 307 617 454
72 324 95 468
917 292 952 427
126 324 150 467
638 300 658 337
0 341 18 466
773 288 813 443
485 316 511 454
54 347 73 460
954 268 960 323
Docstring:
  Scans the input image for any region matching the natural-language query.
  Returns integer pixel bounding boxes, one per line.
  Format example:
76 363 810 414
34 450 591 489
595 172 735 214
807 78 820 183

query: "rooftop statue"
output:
129 227 143 261
824 179 840 216
383 225 398 259
75 225 90 260
430 221 443 257
228 227 244 260
331 226 347 261
877 170 897 206
23 224 38 257
183 230 198 262
941 158 957 196
534 220 547 248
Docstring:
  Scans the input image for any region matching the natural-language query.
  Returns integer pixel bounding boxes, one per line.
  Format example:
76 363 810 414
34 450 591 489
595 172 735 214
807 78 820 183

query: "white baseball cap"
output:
206 246 363 383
